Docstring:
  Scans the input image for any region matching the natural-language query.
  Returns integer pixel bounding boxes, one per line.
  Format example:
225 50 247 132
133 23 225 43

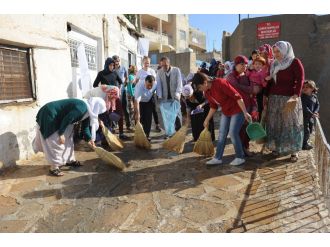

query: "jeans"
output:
215 112 245 160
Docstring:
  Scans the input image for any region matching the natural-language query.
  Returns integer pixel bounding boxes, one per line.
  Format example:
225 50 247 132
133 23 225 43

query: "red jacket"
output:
205 78 243 116
265 58 304 97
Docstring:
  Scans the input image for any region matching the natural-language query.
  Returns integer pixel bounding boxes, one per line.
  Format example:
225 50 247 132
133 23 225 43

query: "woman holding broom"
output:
192 73 252 166
182 84 215 142
32 97 107 176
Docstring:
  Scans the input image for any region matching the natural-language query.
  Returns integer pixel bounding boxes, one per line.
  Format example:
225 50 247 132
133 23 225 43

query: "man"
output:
134 75 157 141
156 56 183 137
112 55 131 137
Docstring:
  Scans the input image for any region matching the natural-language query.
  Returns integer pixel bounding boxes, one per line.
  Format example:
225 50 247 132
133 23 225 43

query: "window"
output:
0 46 34 103
128 51 136 67
179 30 186 40
150 54 157 64
120 46 129 69
68 39 97 71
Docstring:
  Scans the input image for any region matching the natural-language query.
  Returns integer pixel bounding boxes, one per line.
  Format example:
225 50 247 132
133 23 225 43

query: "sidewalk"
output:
0 133 329 232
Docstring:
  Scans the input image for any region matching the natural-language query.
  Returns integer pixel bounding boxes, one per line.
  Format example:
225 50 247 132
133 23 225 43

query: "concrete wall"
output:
223 14 330 140
0 14 138 169
197 51 222 63
149 51 197 76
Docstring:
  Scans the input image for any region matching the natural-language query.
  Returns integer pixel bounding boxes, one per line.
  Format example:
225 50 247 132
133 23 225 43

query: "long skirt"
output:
265 95 304 154
32 124 75 168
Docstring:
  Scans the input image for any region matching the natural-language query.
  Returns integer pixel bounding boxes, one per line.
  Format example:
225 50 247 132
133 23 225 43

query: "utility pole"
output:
239 14 241 23
213 40 215 52
248 14 250 19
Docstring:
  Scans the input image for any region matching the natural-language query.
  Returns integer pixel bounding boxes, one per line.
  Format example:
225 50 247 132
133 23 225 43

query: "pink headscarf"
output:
258 44 273 60
101 85 119 111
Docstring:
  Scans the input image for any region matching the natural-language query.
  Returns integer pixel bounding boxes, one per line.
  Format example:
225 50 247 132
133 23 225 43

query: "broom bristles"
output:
163 125 188 154
102 127 124 151
193 128 215 156
91 145 126 170
134 122 151 149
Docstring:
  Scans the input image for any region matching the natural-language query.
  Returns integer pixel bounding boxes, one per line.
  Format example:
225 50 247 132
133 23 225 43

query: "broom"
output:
101 126 124 151
134 121 151 149
193 127 215 157
89 144 126 170
283 97 297 116
163 124 188 154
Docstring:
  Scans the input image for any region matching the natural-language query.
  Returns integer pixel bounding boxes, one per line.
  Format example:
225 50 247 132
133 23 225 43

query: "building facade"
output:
0 14 141 169
222 14 330 139
189 27 207 54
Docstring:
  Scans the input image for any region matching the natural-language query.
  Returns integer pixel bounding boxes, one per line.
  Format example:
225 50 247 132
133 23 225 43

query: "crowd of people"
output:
32 40 320 176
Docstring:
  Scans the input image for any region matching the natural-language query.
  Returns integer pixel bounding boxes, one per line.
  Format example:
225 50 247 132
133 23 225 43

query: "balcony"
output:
142 27 173 47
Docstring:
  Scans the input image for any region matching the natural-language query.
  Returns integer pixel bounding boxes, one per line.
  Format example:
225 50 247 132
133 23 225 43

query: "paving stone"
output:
0 220 28 232
132 200 159 231
9 180 43 195
0 195 20 217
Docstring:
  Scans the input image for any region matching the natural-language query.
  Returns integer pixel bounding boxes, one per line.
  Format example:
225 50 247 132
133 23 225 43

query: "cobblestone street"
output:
1 128 329 233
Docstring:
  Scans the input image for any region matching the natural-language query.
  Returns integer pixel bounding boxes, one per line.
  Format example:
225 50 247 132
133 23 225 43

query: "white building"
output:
0 14 143 169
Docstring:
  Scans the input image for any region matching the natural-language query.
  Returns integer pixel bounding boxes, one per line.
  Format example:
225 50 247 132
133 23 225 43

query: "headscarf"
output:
258 44 273 60
224 61 233 75
82 97 107 141
182 84 194 97
101 85 119 111
234 55 248 65
269 41 295 82
103 57 115 74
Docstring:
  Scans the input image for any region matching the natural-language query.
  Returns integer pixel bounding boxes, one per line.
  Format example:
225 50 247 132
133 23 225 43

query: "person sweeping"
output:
192 73 252 166
134 75 157 142
32 97 107 176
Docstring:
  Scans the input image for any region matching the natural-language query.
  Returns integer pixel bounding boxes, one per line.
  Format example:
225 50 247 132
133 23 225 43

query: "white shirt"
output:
136 68 157 85
134 81 157 103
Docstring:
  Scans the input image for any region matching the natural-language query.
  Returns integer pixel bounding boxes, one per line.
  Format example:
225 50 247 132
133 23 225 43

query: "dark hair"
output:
251 49 259 55
191 72 208 87
145 75 155 83
160 56 170 63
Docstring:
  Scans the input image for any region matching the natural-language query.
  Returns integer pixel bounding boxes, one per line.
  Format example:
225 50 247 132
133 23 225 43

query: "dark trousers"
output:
191 107 215 141
303 117 314 146
239 121 250 149
122 90 131 128
256 89 264 119
140 98 154 137
151 94 159 125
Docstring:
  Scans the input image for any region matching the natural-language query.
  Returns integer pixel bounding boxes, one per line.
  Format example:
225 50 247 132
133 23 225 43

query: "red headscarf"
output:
258 44 273 60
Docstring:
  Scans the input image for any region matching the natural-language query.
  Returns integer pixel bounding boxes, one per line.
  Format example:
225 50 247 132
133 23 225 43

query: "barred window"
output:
68 38 97 71
0 46 34 103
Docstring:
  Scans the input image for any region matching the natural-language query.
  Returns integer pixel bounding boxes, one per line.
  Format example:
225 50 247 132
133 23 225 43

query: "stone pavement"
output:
0 130 330 232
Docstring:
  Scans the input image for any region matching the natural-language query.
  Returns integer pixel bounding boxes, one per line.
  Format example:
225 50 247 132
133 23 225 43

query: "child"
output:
246 56 267 95
134 75 157 141
182 84 215 142
301 80 320 150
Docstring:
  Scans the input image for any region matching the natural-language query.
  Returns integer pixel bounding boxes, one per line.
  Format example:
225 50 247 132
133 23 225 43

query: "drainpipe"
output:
103 15 109 58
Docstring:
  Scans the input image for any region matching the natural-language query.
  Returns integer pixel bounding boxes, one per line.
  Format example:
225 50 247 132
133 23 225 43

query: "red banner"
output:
257 22 280 40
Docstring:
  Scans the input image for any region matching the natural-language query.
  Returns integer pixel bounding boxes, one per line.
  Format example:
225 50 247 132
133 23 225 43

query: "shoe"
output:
302 144 313 150
206 158 223 166
155 125 162 133
147 137 151 142
230 158 245 166
49 168 64 177
119 134 129 140
290 154 299 162
244 148 253 157
163 136 169 140
65 160 82 167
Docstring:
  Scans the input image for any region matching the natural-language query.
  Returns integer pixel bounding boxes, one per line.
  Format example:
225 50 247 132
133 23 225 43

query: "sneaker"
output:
206 158 223 166
302 144 313 150
147 137 151 142
119 134 129 140
155 125 162 132
230 158 245 166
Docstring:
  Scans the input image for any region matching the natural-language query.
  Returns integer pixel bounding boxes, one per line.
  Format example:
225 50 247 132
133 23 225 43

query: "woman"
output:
226 55 258 157
264 41 304 162
32 97 106 176
192 72 252 166
93 57 128 140
182 84 215 142
224 61 233 78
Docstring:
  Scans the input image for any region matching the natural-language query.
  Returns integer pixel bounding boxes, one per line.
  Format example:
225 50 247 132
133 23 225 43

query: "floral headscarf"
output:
101 85 119 111
269 41 295 82
258 44 274 60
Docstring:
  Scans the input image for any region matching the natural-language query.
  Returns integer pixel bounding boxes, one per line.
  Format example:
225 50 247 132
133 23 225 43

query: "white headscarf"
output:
182 84 194 97
270 41 295 82
82 97 107 141
224 61 233 76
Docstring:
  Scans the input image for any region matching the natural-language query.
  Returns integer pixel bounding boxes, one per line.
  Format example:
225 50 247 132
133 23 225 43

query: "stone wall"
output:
223 14 330 140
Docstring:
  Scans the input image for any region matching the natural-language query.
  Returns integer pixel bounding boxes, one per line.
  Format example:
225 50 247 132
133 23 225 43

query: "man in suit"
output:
156 56 183 137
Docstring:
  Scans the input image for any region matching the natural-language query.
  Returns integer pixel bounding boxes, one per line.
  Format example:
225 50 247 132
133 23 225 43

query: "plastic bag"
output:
160 100 181 136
